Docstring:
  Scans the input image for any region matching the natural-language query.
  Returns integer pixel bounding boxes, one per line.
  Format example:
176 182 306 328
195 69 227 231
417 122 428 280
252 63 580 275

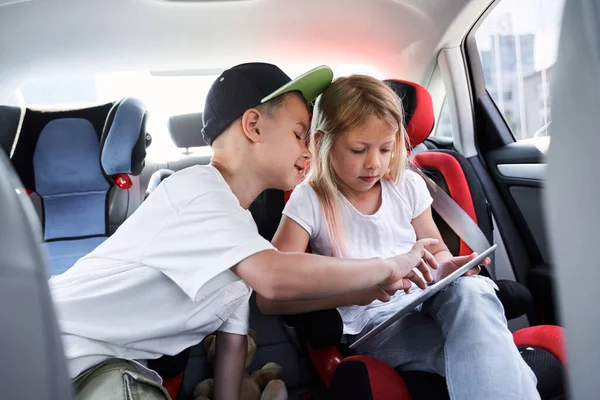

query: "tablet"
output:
349 244 498 349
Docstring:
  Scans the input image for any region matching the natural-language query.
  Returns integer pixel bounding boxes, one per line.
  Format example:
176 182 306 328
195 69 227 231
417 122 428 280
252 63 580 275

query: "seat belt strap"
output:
412 167 496 278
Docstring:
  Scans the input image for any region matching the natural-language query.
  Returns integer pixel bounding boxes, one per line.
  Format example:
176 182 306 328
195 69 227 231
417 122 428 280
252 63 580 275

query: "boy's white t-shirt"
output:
283 170 433 335
49 165 274 379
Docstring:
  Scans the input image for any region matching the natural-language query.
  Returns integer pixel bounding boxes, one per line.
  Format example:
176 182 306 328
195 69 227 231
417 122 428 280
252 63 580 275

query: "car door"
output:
464 0 565 324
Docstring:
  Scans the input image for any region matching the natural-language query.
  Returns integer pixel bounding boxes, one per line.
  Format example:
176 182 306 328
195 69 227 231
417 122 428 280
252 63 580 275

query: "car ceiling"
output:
0 0 493 101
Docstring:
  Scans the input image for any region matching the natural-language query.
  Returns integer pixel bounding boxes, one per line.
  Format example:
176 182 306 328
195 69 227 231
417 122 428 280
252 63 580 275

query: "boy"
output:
49 62 438 399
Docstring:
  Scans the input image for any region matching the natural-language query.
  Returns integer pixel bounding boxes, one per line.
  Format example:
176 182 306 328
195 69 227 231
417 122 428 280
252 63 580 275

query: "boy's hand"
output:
353 286 393 306
437 252 491 281
382 239 439 292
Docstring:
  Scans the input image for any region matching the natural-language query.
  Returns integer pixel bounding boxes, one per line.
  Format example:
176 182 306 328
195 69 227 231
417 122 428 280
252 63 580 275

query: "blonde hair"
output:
307 75 409 257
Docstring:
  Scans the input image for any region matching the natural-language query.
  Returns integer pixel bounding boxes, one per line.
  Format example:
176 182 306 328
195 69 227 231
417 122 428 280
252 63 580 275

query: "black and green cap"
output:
202 63 333 145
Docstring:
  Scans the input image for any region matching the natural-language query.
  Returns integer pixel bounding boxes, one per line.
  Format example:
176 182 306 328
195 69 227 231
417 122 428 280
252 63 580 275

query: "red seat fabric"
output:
513 325 566 366
162 374 184 399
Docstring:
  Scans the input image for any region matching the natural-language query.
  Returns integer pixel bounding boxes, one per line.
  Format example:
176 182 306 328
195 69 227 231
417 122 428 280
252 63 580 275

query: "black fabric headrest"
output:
168 113 209 149
0 105 22 156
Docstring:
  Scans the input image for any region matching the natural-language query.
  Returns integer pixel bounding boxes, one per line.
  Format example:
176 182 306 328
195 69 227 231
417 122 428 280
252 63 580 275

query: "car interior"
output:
1 0 594 399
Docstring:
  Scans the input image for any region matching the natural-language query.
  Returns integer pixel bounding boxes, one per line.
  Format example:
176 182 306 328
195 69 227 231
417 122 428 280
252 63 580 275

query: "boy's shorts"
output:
73 358 171 400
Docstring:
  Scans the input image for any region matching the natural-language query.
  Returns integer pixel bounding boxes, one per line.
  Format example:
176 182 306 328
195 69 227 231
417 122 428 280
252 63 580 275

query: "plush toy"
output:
193 329 288 400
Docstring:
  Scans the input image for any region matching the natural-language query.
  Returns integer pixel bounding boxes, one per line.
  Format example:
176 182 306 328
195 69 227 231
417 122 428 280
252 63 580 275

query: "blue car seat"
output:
4 98 150 276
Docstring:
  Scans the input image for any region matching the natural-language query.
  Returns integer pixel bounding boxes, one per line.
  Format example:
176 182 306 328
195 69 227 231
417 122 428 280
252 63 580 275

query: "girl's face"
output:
329 114 397 195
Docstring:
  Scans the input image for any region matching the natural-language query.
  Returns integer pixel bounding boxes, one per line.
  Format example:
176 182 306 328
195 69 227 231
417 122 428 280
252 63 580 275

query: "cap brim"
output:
261 65 334 104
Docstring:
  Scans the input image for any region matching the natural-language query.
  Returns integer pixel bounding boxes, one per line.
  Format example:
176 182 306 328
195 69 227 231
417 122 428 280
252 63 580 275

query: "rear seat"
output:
146 112 326 399
2 100 150 276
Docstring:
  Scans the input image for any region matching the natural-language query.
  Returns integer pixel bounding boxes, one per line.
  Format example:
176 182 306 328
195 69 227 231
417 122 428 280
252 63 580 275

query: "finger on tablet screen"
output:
407 270 426 290
415 259 433 282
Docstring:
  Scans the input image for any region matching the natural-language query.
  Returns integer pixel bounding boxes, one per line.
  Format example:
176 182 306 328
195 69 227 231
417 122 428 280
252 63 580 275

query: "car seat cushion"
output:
101 97 148 176
44 236 107 276
513 325 566 366
518 345 566 399
514 326 566 399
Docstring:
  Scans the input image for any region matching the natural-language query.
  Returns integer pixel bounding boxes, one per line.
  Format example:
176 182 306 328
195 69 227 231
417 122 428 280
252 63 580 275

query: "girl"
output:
257 75 540 399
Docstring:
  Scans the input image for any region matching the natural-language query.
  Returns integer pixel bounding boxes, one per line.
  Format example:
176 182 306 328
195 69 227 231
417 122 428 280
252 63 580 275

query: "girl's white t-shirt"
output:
282 170 433 335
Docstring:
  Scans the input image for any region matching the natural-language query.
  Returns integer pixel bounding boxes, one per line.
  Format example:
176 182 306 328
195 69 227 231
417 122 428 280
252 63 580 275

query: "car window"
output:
475 0 564 140
434 97 454 138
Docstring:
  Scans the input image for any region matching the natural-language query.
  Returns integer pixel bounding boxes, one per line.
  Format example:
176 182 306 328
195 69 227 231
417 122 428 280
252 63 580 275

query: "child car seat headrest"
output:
384 79 435 149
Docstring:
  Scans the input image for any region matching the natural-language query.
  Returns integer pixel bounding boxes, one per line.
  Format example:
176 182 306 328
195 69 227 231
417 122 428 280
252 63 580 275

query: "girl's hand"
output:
436 252 491 281
382 239 439 292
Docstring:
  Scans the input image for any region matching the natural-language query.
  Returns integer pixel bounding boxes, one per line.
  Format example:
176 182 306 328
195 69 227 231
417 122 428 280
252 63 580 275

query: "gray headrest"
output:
168 113 209 148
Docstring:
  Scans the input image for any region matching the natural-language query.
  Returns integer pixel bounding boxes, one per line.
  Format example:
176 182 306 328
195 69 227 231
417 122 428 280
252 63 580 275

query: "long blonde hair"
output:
307 75 409 257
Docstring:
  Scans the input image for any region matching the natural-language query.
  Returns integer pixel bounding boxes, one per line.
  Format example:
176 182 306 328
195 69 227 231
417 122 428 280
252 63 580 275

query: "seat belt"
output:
412 166 496 279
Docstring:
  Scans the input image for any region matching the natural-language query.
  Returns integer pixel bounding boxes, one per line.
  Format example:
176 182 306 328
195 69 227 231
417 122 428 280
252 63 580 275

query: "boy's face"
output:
255 94 311 190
